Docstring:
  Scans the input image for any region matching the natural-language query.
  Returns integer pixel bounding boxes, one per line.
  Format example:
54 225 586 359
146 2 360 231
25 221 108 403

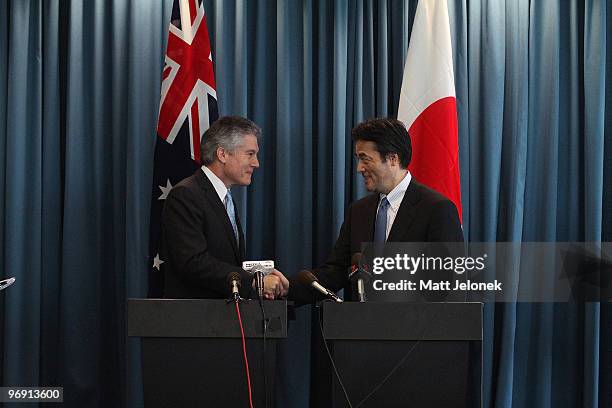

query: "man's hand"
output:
262 269 290 300
270 269 289 297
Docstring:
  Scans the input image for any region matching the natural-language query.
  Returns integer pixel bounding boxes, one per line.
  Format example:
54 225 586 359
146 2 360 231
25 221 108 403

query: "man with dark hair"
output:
289 117 463 303
161 116 289 299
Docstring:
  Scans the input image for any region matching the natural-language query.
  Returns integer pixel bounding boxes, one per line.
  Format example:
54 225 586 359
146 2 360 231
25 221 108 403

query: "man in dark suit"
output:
161 116 289 299
289 117 463 303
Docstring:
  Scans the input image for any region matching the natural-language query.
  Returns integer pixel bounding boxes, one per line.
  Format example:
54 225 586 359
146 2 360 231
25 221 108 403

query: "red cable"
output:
235 300 254 408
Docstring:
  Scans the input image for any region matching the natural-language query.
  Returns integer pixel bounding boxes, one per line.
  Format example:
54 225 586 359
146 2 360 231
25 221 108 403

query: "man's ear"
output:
387 153 400 167
216 147 227 164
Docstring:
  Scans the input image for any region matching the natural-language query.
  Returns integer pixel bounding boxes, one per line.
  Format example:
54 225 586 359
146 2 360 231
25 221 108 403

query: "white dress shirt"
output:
376 171 412 239
202 165 229 204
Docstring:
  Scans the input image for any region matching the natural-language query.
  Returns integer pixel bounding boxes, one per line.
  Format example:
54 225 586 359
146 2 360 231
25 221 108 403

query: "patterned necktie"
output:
225 190 239 243
374 197 390 243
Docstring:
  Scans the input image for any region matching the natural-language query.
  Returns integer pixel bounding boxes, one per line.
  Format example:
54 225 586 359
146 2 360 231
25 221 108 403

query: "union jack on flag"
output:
148 0 219 297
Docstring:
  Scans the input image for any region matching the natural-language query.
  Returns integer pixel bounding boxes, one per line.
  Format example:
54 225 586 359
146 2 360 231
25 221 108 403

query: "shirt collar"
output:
380 171 412 211
202 165 229 203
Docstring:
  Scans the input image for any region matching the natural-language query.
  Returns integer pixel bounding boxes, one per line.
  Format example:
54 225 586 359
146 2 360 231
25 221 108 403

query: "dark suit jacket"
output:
161 169 253 299
289 180 464 303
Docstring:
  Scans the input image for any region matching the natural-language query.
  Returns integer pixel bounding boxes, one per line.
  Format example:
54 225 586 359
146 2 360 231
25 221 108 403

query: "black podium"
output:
128 299 287 407
312 302 482 408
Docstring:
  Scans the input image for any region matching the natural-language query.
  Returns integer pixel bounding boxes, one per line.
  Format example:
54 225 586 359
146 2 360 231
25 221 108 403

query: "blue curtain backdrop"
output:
0 0 611 407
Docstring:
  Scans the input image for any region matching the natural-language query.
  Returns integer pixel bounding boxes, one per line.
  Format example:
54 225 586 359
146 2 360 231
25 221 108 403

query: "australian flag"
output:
149 0 218 297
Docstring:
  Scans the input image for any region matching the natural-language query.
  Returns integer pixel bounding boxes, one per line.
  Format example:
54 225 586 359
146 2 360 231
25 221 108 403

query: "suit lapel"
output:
196 171 241 260
387 181 421 241
363 195 379 241
235 212 245 261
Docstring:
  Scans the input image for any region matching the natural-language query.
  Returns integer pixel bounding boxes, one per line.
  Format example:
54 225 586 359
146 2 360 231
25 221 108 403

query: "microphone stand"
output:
252 268 270 408
349 263 371 303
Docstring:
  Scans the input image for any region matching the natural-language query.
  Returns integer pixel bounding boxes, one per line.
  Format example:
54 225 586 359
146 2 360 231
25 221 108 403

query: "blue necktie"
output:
374 197 389 243
225 190 239 243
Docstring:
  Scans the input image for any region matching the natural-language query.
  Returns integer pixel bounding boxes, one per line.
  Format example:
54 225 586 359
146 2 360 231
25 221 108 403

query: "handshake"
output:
243 261 289 300
258 269 289 300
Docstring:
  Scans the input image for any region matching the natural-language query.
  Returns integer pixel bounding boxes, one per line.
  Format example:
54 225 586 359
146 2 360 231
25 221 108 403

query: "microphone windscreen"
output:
252 265 266 275
350 252 363 266
296 270 317 287
226 271 242 288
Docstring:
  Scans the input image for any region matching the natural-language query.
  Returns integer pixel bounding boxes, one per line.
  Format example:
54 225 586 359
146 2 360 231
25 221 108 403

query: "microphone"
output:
349 253 371 302
242 260 274 300
227 272 242 301
253 266 265 300
0 277 15 291
297 270 343 303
